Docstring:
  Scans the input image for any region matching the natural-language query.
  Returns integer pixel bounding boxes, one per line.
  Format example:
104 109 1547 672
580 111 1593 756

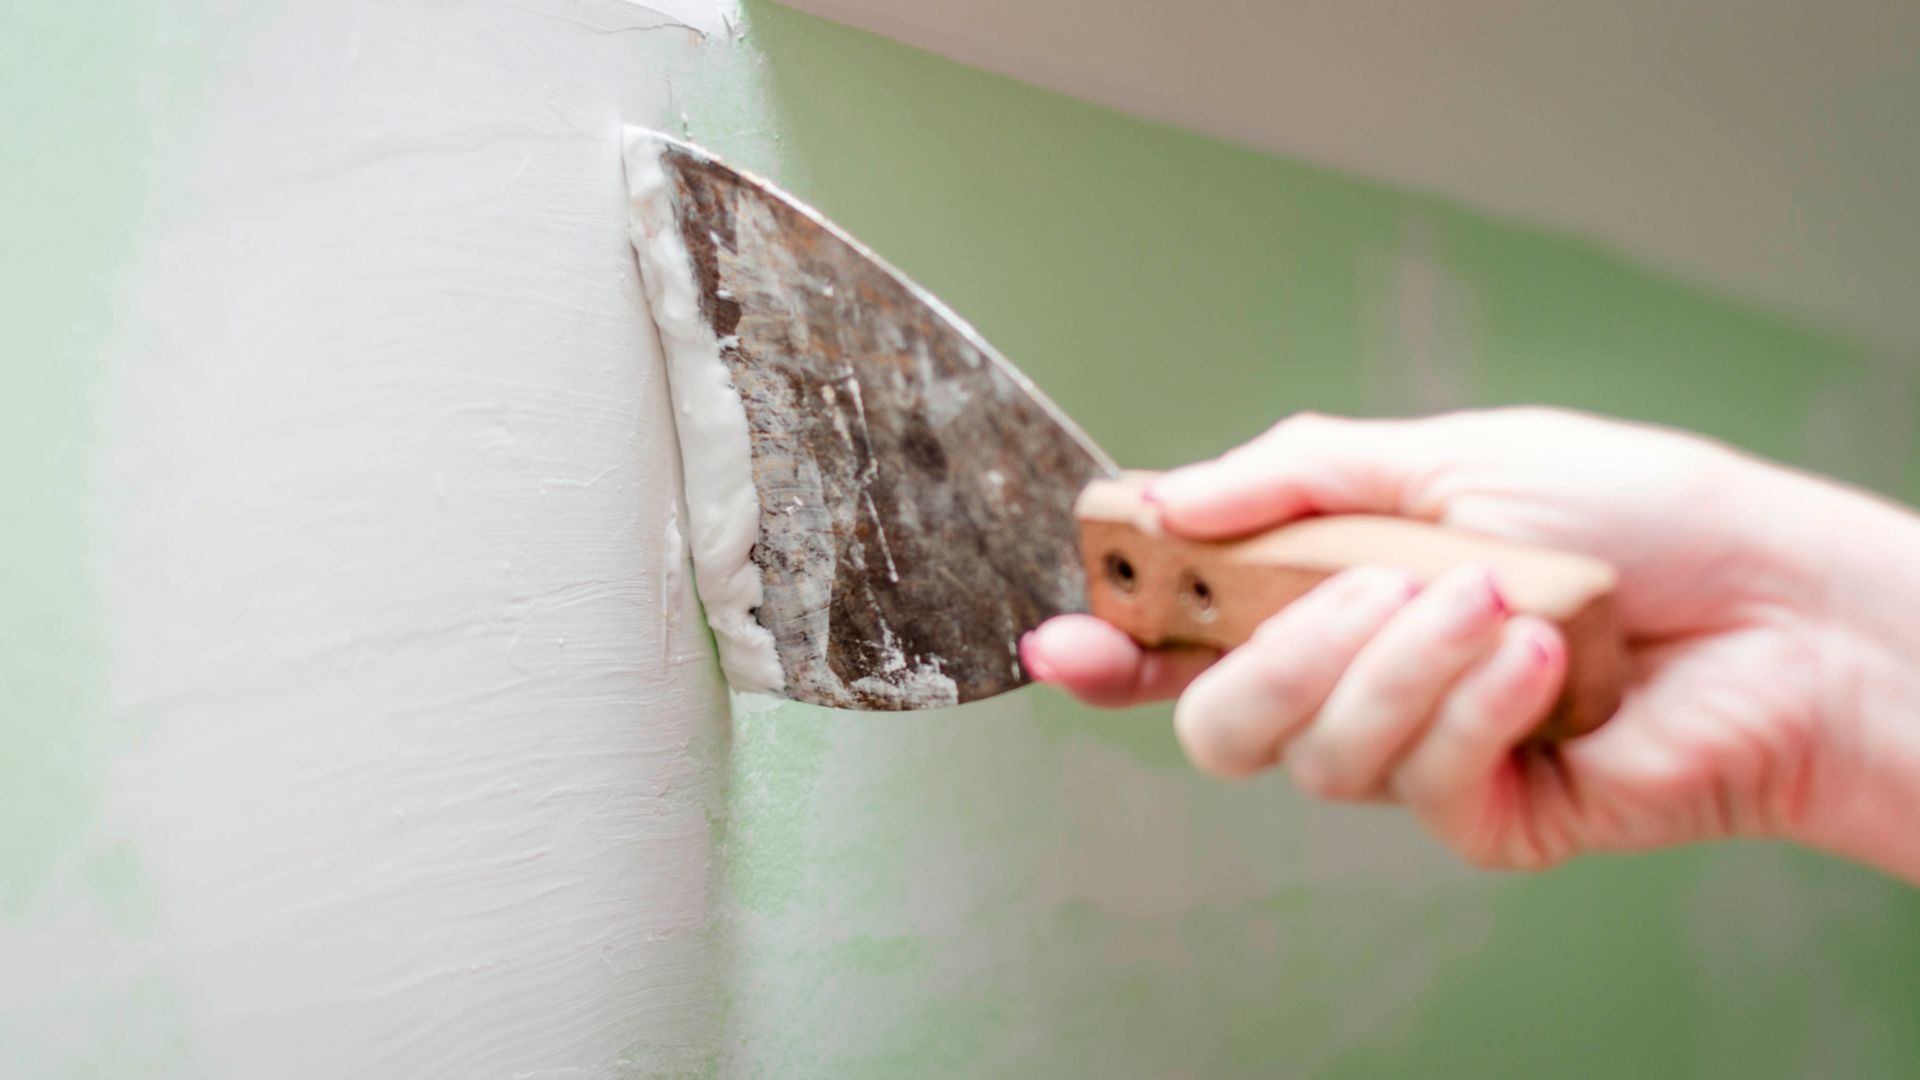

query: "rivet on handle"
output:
1178 571 1216 621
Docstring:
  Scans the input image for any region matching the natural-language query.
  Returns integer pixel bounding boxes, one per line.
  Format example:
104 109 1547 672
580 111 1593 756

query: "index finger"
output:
1151 413 1442 540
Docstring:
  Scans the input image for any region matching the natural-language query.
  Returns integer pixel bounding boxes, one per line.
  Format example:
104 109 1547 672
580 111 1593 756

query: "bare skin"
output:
1020 408 1920 883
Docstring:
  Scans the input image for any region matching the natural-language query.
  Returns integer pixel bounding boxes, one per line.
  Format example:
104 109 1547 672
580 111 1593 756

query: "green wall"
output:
690 5 1920 1077
1 0 152 910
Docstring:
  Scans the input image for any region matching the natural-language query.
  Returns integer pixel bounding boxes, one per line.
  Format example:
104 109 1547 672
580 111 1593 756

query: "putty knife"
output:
624 129 1623 739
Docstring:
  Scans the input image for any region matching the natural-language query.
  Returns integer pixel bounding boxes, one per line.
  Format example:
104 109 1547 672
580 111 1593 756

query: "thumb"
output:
1150 413 1445 539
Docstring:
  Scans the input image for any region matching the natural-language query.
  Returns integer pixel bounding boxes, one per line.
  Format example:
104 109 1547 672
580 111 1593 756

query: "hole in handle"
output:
1103 552 1138 595
1179 571 1216 620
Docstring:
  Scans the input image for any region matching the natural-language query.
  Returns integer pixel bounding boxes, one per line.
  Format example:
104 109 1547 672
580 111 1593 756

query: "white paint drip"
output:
623 127 786 696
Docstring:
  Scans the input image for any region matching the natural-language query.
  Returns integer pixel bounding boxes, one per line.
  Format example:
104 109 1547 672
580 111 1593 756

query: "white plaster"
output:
87 1 755 1075
623 128 786 695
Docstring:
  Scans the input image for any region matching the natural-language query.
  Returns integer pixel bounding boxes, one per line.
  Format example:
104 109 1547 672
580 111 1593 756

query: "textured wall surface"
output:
3 0 1917 1076
1 1 760 1075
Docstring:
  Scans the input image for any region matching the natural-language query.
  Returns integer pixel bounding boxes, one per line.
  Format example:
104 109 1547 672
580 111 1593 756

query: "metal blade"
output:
650 137 1117 710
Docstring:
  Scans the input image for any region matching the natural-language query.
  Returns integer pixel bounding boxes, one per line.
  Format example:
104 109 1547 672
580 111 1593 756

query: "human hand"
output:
1021 408 1920 881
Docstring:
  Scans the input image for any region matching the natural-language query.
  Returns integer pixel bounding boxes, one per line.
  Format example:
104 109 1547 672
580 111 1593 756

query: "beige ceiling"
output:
777 0 1920 356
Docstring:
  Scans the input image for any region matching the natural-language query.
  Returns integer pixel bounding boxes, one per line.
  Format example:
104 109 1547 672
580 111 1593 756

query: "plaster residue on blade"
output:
633 130 1116 711
624 128 785 696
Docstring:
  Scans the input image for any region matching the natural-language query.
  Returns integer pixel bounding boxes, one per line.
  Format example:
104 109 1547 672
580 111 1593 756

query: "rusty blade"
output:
651 137 1117 710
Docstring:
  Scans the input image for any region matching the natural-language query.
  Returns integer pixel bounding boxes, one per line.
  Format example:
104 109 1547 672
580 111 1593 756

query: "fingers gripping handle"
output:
1075 474 1625 740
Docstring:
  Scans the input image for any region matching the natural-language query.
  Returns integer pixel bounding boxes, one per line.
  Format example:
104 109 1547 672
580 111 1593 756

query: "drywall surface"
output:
682 5 1920 1078
1 0 768 1075
775 0 1920 361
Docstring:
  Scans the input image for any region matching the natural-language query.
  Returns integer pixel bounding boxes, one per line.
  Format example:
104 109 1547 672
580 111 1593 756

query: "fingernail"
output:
1526 629 1558 667
1443 568 1505 621
1481 570 1508 617
1374 569 1423 604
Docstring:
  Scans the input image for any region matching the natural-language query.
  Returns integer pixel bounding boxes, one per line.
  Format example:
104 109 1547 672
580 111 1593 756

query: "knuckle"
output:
1437 690 1507 743
1263 411 1339 445
1340 663 1430 720
1402 578 1505 650
1254 579 1406 660
1237 642 1317 708
1248 608 1302 645
1497 404 1575 436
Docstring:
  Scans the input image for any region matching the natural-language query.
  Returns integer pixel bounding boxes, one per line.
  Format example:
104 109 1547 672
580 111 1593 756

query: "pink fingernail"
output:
1483 571 1509 617
1526 630 1558 668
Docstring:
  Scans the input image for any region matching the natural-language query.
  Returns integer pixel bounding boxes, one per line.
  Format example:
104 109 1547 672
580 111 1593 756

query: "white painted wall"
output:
12 1 762 1074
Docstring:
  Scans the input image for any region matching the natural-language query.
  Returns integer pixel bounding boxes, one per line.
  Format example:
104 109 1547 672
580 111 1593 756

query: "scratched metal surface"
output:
657 142 1117 710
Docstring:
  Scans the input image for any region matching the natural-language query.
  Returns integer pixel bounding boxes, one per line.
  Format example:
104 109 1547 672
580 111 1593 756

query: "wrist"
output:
1779 471 1920 882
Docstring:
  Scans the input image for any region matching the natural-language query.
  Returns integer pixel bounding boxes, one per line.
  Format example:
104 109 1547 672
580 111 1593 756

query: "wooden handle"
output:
1076 473 1624 741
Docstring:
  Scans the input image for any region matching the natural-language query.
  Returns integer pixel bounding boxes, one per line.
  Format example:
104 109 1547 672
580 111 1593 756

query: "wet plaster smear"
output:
621 129 786 696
